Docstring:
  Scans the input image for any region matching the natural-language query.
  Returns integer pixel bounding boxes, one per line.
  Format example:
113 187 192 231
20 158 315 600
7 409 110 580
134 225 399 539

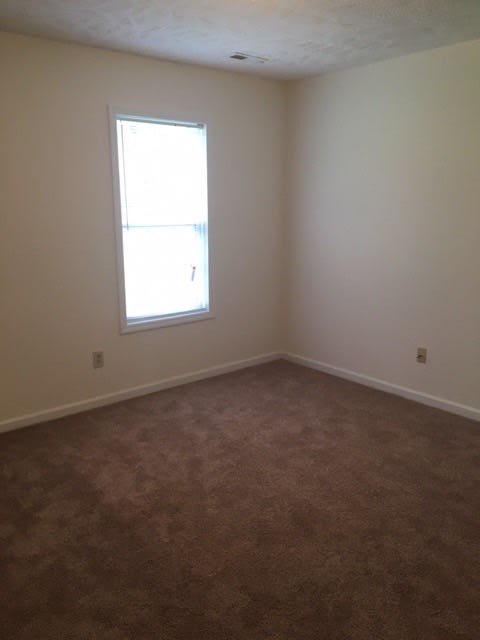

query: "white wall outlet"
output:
92 351 104 369
416 347 427 364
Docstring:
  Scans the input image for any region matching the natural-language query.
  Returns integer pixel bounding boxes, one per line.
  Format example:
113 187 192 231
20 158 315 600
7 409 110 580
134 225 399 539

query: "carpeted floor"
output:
1 360 479 639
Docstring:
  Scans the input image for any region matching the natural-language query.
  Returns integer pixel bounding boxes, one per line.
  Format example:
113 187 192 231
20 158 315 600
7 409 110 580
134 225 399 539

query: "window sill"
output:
120 310 215 334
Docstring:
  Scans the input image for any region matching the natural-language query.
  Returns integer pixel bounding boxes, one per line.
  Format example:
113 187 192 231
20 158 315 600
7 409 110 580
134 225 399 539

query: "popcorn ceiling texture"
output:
1 0 480 78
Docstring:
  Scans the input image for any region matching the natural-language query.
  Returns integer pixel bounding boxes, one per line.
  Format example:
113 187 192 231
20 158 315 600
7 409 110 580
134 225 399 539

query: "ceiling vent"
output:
230 52 268 64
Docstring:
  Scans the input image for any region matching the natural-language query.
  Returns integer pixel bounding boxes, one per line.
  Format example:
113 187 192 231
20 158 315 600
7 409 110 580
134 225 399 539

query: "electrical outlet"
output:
92 351 104 369
416 347 427 364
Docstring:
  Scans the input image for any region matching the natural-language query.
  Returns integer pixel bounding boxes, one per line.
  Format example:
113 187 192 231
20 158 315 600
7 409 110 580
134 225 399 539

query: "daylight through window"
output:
112 112 210 331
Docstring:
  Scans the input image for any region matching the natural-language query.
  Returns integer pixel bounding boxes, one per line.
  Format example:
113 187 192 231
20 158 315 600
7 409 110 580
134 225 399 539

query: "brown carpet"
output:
1 360 479 639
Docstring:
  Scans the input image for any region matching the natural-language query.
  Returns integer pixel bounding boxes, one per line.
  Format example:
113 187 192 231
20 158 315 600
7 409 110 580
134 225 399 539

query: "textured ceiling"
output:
1 1 480 79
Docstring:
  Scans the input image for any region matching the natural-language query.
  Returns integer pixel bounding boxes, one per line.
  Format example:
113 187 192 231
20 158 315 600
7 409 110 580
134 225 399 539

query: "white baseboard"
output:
282 352 480 422
3 351 478 433
0 352 281 434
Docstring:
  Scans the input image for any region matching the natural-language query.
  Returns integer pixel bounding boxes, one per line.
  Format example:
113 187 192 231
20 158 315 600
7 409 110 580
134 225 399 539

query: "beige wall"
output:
0 32 287 421
2 31 479 424
287 39 480 410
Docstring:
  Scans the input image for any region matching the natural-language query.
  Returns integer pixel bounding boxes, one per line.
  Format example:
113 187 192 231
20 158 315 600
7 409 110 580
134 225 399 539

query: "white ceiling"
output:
1 1 480 79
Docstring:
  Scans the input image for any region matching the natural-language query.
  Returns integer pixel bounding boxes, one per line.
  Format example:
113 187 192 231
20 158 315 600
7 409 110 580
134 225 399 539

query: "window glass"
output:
112 112 210 331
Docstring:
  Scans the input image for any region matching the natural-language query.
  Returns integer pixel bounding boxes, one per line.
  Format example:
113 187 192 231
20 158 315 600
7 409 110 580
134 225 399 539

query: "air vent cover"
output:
229 52 268 64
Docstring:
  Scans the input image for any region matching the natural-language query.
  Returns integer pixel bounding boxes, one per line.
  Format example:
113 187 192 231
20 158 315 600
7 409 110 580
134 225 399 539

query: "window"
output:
110 109 211 332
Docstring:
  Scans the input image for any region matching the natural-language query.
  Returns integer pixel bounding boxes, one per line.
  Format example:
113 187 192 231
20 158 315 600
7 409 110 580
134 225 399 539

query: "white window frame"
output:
109 107 214 334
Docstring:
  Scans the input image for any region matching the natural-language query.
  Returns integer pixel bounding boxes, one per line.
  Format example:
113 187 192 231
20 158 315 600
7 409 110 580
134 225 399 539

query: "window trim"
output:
109 106 214 334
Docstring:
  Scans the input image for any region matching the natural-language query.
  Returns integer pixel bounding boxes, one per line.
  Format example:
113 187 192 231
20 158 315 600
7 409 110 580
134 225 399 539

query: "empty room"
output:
1 1 479 639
